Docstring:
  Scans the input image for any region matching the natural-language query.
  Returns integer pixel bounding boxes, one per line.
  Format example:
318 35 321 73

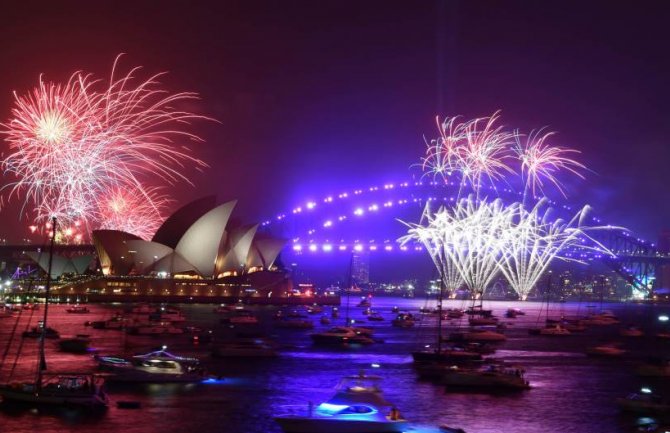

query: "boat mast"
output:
436 275 444 354
345 253 353 326
37 216 57 390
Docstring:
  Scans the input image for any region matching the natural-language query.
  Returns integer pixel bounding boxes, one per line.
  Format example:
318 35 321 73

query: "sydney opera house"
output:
43 197 321 304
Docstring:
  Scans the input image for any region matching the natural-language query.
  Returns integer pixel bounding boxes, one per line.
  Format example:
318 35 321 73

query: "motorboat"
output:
442 364 530 391
356 297 372 308
0 374 108 407
211 338 279 358
617 388 670 414
153 307 187 323
444 309 464 319
311 327 375 345
538 325 571 336
505 308 525 318
321 316 332 325
276 318 314 329
221 309 259 325
307 305 324 314
581 311 620 326
128 322 184 335
620 325 644 337
367 313 384 322
90 315 135 330
585 343 626 357
97 348 204 383
391 313 415 328
636 358 670 377
23 326 60 339
412 346 483 365
130 303 157 314
275 372 408 433
213 304 232 314
468 317 498 326
66 305 90 314
465 306 493 317
449 329 506 343
59 335 92 354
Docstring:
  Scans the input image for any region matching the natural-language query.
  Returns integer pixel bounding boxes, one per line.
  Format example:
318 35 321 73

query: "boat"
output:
130 303 157 314
620 325 644 337
221 309 259 325
442 364 530 391
505 308 525 318
617 388 670 414
468 316 498 326
66 305 90 314
97 348 204 383
307 305 324 314
211 338 279 358
390 313 415 328
276 318 314 329
0 217 108 408
321 316 332 325
444 309 464 319
213 304 232 314
90 315 134 330
58 335 92 354
128 322 184 335
367 312 384 321
636 358 670 377
448 329 506 343
412 345 483 364
356 297 372 308
311 327 375 345
585 343 626 357
22 326 60 339
538 324 571 336
275 372 409 433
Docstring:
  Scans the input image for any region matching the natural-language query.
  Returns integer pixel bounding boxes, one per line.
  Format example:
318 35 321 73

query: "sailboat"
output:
0 218 108 407
411 279 482 365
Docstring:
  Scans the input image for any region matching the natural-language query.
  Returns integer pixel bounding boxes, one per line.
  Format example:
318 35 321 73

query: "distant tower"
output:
351 252 370 286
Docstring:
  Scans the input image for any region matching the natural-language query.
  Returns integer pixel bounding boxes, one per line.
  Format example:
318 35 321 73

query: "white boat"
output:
617 388 670 414
442 364 530 391
0 218 108 408
275 372 408 433
97 348 204 383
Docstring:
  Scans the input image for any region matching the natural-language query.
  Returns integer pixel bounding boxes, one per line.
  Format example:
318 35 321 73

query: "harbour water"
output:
0 297 669 433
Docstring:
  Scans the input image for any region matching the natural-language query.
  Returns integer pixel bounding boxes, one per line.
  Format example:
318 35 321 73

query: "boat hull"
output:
275 416 408 433
0 385 107 407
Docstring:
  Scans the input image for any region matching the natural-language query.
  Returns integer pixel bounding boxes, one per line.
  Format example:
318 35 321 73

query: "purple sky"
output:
1 1 669 242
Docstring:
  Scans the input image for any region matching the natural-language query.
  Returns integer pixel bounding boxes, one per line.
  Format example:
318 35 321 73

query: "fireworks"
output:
422 112 585 200
421 112 516 193
514 130 586 199
1 55 209 238
98 187 169 240
400 197 615 300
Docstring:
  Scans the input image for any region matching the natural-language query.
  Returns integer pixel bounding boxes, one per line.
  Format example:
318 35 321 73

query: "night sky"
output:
1 1 669 242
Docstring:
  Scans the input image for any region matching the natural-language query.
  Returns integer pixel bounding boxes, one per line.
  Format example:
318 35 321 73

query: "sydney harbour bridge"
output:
257 179 670 297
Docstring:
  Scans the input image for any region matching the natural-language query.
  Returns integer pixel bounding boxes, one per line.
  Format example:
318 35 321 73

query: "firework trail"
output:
98 187 170 240
514 129 586 201
1 55 209 237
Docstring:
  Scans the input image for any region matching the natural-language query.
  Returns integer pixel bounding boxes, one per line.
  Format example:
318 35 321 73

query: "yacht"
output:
617 388 670 414
537 324 571 336
97 348 204 383
442 364 530 391
585 343 626 357
311 327 375 345
211 338 279 358
59 334 92 354
391 313 415 328
367 312 384 322
66 305 90 314
23 326 60 339
449 329 506 343
275 372 408 433
0 374 108 407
